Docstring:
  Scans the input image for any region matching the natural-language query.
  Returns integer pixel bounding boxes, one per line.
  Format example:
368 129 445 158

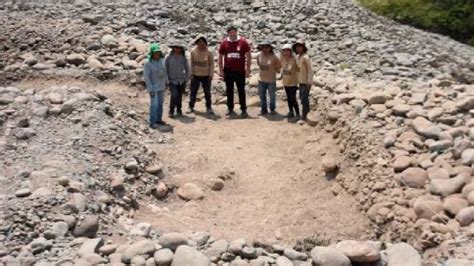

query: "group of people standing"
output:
143 25 313 128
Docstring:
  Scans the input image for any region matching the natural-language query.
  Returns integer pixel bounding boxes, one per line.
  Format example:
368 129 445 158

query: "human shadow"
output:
225 113 258 120
262 112 285 122
194 110 222 121
157 123 174 133
286 116 300 124
170 114 196 124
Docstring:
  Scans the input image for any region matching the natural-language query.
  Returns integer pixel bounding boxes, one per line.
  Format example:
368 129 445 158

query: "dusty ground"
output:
96 81 372 245
15 77 372 245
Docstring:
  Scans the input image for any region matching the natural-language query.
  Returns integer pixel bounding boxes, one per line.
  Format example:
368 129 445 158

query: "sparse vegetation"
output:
294 234 331 252
359 0 474 46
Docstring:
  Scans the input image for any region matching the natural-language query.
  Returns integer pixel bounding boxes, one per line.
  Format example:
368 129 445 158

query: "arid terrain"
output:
1 0 474 265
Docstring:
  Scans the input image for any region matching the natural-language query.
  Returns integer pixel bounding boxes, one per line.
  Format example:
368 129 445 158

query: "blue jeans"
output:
299 84 310 118
258 81 276 113
149 90 164 125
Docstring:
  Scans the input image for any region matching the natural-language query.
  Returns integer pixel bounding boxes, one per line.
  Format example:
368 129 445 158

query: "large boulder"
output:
310 246 351 266
66 54 86 66
455 98 474 112
455 206 474 226
412 117 441 139
78 238 104 258
414 198 443 219
461 149 474 165
400 168 428 188
154 248 174 266
158 233 188 251
73 216 99 238
386 243 421 266
443 197 469 216
335 240 380 263
122 240 156 263
101 34 118 48
444 259 474 266
204 239 228 258
171 245 211 266
430 174 468 197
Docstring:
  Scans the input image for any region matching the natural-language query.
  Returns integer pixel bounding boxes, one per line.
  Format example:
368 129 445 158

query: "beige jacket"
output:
296 54 313 85
280 55 298 87
190 47 214 77
257 52 281 83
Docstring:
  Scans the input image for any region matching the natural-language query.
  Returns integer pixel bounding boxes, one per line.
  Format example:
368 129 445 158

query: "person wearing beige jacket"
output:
257 40 281 115
189 35 215 115
293 39 313 120
280 44 300 118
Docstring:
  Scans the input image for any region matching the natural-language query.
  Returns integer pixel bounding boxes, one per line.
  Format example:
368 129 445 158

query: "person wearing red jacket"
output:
218 25 251 118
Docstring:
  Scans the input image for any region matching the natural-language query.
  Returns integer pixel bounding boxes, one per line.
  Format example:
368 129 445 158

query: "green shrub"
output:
358 0 474 46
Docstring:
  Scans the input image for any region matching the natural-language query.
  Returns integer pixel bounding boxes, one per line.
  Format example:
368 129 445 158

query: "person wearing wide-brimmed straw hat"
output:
256 39 281 115
143 43 168 128
280 43 300 119
293 39 313 120
218 25 252 118
188 35 215 115
165 40 190 117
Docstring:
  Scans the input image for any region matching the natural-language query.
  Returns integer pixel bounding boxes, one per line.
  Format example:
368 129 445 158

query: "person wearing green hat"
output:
143 43 168 128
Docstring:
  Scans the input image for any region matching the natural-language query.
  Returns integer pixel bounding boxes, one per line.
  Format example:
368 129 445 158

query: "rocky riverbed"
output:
1 0 474 265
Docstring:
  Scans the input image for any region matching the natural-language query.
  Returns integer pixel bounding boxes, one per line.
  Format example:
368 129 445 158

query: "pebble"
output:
177 183 205 201
15 188 31 197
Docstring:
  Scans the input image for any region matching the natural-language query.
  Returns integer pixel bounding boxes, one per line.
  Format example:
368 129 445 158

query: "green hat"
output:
147 43 163 60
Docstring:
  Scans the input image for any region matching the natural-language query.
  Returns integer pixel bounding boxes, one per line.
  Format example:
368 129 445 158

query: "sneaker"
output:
177 110 183 117
270 110 276 115
241 111 249 118
186 107 194 114
156 120 167 125
287 112 295 118
206 108 214 115
150 124 159 129
259 110 268 116
226 110 236 116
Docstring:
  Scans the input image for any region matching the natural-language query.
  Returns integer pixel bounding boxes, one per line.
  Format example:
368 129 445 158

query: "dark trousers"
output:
189 75 212 109
299 84 310 117
284 86 300 115
224 68 247 112
169 83 186 113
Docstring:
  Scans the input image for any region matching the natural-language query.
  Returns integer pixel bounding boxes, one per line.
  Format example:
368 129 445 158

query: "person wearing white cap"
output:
257 40 281 115
280 44 300 118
